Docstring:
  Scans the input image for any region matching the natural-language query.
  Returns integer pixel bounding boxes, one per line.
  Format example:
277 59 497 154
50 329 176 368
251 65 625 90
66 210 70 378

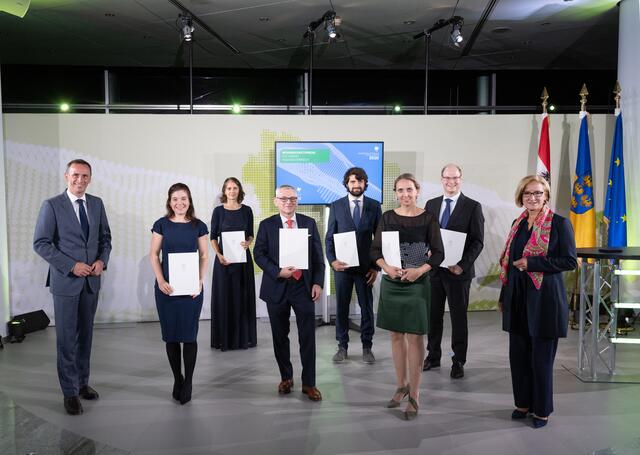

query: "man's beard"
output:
349 187 363 197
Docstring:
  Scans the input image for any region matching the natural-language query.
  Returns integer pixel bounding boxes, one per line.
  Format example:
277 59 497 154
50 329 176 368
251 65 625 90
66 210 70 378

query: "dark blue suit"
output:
425 193 484 365
325 196 381 350
499 213 576 417
254 213 325 387
33 190 112 397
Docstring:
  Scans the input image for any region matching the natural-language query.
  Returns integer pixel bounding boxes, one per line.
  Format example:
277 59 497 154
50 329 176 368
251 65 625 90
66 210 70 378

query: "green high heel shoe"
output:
386 385 410 408
403 396 419 420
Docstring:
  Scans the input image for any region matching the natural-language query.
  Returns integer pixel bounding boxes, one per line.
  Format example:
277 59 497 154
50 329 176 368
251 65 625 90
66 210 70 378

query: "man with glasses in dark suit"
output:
423 164 484 379
254 185 325 401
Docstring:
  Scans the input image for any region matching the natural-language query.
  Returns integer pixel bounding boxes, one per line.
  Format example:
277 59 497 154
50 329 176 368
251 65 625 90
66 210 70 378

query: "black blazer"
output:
325 195 382 274
254 213 325 304
499 214 577 338
425 193 484 281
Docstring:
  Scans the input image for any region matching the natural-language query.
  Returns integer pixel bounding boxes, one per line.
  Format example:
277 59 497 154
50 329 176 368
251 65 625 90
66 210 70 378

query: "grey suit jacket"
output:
33 190 112 296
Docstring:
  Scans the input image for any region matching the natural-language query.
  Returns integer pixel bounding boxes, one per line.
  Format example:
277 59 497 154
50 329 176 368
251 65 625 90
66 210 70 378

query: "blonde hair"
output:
514 175 550 207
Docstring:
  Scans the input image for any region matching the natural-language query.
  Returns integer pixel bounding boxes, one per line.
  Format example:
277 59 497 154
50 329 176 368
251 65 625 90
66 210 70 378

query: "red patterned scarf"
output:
499 205 553 290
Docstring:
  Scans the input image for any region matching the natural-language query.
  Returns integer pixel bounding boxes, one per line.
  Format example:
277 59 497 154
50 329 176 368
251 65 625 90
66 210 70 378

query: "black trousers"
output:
266 280 317 387
426 277 470 365
509 331 558 418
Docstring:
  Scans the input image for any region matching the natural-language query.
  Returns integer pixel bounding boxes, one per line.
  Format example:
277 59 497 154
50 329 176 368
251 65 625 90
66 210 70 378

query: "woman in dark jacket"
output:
498 175 577 428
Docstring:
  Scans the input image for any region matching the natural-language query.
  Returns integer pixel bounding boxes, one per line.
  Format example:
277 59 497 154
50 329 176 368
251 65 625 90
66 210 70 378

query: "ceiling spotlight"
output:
180 14 195 42
60 103 70 112
393 105 402 113
450 20 464 46
549 104 556 112
231 103 242 114
326 19 337 39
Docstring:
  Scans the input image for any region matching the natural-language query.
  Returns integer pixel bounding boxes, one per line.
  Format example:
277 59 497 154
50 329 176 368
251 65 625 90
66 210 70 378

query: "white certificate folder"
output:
333 231 359 267
439 229 467 268
221 231 247 263
168 252 200 296
279 228 309 269
381 231 402 270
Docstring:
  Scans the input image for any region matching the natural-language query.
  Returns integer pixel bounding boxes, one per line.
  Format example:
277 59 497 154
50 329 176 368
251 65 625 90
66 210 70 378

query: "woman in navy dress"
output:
210 177 257 350
150 183 209 404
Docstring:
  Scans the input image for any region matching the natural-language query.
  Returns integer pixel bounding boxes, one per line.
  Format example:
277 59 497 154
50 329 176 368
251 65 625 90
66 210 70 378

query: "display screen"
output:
275 141 383 205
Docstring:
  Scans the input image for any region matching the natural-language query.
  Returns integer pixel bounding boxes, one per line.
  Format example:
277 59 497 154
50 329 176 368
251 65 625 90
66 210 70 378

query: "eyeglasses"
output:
442 176 461 181
277 197 298 203
523 191 545 199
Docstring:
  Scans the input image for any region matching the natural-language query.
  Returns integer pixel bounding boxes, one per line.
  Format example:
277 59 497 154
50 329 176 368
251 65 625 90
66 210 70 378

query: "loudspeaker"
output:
9 310 50 334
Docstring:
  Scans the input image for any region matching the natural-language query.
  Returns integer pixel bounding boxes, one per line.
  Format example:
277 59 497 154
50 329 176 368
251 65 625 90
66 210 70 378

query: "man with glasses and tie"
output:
325 167 382 364
254 185 325 401
423 164 484 379
34 159 112 415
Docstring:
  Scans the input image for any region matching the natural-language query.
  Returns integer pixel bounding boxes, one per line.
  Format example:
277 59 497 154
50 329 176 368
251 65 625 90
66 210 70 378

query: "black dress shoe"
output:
172 375 184 401
79 385 99 400
64 396 83 415
422 359 440 371
450 361 464 379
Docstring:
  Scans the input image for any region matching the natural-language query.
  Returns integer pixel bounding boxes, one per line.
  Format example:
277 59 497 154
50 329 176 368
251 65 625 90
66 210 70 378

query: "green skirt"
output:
376 275 430 335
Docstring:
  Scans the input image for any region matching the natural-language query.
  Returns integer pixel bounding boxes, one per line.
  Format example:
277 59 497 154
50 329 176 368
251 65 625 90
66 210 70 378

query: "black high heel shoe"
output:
172 374 184 401
179 381 192 405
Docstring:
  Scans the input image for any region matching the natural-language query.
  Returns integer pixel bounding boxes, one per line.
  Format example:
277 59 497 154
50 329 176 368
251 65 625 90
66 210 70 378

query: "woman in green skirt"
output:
371 173 444 419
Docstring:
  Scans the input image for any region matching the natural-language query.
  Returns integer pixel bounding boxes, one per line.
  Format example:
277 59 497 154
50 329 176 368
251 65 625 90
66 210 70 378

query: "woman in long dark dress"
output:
371 173 444 420
150 183 209 405
210 177 257 350
498 175 576 428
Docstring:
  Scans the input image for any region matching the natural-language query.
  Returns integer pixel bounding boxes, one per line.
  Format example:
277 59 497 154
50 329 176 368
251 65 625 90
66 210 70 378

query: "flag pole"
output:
580 83 589 113
541 86 549 114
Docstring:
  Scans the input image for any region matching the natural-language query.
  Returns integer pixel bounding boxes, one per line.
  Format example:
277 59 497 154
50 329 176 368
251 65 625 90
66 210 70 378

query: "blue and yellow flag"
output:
604 111 626 247
570 112 596 248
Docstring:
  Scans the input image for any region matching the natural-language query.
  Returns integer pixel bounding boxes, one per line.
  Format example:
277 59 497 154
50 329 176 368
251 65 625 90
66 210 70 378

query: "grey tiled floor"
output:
1 312 639 455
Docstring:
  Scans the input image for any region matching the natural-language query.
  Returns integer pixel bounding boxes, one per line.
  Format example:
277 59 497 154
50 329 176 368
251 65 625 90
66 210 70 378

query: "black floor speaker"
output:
10 310 50 334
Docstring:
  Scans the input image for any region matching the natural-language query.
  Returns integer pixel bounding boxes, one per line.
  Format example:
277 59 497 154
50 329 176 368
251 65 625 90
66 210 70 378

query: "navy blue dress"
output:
152 217 208 343
210 205 257 350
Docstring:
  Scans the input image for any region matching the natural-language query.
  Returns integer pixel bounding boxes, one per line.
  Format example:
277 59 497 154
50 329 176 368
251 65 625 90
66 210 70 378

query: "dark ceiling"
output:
0 0 619 70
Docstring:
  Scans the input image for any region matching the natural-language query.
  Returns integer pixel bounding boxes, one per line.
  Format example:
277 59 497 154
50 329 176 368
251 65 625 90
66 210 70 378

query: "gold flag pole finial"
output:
541 87 549 114
613 81 622 110
579 83 589 112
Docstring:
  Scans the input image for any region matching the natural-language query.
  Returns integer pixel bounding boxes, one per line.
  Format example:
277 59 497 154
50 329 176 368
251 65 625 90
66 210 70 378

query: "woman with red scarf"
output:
498 175 577 428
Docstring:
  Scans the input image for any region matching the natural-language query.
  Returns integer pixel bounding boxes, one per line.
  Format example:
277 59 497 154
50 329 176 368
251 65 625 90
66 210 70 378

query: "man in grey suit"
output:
423 164 484 379
34 159 112 415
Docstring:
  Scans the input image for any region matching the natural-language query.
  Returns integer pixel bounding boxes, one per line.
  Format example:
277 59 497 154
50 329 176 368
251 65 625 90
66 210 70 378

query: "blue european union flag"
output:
604 113 626 247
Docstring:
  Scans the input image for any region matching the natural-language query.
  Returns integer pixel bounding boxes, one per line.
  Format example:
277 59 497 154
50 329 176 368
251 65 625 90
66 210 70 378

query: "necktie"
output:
77 199 89 240
352 199 361 228
285 219 302 280
440 198 452 229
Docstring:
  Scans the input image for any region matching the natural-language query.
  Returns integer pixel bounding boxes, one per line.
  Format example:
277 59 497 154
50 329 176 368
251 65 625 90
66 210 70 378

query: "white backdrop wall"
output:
2 113 620 323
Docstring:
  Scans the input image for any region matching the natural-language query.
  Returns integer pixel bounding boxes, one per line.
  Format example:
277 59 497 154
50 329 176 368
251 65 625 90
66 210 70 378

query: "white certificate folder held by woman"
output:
381 231 401 271
168 252 200 296
221 231 247 263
